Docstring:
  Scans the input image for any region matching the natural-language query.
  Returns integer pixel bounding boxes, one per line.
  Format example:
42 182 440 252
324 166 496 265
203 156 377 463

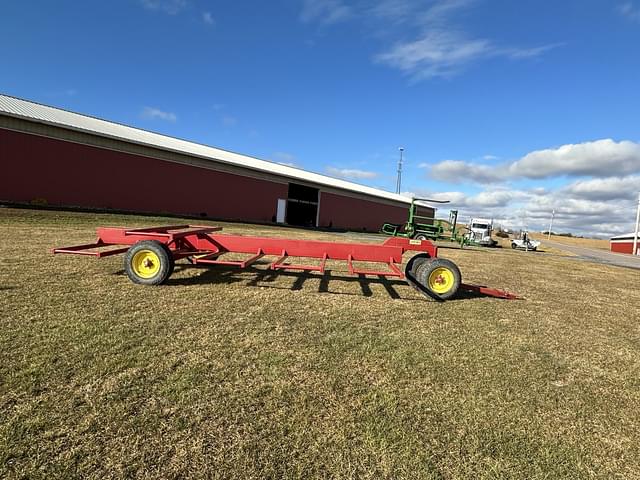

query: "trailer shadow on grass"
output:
164 264 416 300
111 263 499 302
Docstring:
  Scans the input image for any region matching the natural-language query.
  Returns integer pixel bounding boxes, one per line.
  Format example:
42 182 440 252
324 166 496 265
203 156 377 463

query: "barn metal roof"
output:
0 94 422 206
610 233 639 240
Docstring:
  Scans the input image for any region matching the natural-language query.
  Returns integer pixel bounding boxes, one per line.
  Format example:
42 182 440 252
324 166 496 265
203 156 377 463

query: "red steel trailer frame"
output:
53 225 519 301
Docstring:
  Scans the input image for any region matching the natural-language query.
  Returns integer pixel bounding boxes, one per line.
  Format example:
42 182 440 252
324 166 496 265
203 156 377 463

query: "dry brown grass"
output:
1 208 640 479
530 233 611 251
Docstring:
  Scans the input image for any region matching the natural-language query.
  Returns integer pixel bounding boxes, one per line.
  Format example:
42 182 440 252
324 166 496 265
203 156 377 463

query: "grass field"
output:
1 207 640 479
530 233 611 251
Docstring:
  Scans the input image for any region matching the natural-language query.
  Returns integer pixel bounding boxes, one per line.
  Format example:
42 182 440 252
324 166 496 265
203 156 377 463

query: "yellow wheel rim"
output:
131 249 161 279
428 267 455 294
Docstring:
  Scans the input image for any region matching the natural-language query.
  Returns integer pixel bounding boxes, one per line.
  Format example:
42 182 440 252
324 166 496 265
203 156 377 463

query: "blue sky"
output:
2 0 640 236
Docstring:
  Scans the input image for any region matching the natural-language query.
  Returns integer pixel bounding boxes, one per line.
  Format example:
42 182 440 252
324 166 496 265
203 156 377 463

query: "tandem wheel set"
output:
54 225 519 301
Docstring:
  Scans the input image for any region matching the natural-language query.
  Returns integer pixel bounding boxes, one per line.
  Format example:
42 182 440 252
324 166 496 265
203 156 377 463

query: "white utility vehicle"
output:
511 231 541 251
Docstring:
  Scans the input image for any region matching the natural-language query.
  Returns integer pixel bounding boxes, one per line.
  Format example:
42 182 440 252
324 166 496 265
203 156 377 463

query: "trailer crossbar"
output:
347 255 404 278
271 252 328 273
194 249 265 268
124 225 222 240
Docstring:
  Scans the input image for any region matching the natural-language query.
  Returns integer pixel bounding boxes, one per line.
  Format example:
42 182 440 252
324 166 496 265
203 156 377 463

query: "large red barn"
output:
0 95 434 231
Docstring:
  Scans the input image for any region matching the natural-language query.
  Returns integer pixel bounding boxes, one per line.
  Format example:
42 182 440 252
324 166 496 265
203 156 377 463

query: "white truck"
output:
465 218 498 247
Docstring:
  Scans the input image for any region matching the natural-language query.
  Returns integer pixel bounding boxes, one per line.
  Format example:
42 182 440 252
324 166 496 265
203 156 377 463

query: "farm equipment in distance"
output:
381 198 469 245
53 225 519 301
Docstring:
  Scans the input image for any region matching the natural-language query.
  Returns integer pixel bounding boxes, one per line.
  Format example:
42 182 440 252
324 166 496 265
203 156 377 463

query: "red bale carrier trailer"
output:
53 225 519 301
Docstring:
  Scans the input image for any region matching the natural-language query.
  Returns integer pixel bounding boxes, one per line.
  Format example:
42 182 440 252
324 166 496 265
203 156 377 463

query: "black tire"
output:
414 234 429 241
415 258 461 300
124 240 174 285
404 253 432 278
163 244 175 277
511 242 517 249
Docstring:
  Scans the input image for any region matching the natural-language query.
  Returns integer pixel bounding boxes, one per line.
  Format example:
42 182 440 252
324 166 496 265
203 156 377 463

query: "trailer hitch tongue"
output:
458 284 521 300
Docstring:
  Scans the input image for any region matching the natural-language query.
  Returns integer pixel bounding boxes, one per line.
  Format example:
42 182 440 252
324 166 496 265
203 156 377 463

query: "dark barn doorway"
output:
286 183 319 227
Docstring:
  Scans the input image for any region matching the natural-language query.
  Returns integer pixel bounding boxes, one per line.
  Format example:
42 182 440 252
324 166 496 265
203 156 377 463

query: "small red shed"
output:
610 233 640 255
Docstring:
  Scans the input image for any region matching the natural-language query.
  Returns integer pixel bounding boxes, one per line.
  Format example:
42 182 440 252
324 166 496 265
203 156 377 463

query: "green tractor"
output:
381 198 468 245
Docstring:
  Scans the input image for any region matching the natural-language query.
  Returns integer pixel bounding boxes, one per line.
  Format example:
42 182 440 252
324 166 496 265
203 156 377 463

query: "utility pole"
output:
521 211 528 252
396 147 404 194
547 209 555 241
633 192 640 256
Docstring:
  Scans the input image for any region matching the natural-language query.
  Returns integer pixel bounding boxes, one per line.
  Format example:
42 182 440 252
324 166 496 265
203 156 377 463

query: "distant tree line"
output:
542 231 582 238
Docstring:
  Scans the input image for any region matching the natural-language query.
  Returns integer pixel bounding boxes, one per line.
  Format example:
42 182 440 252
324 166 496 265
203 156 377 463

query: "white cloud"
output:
430 159 507 184
140 0 187 15
502 43 565 59
372 1 490 79
375 31 492 79
422 0 476 23
428 139 640 184
369 0 417 23
326 167 379 180
472 190 518 207
300 0 352 25
369 0 563 79
376 30 562 80
140 106 177 122
300 0 562 80
509 139 640 178
408 182 640 237
523 194 637 236
417 140 640 234
202 11 214 25
410 139 640 237
562 176 640 201
618 2 640 22
410 189 521 209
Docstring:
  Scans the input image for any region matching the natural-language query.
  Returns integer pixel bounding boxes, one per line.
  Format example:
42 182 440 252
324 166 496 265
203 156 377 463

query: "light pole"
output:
547 209 555 241
633 192 640 256
396 147 404 194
